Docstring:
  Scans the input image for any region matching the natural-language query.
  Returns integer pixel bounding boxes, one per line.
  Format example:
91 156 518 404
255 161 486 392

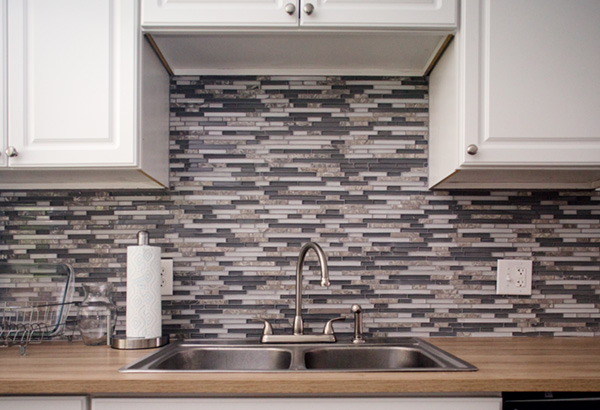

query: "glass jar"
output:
77 282 117 346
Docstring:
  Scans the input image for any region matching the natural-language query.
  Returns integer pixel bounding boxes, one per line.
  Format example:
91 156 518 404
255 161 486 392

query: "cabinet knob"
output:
466 144 478 155
5 146 18 158
284 3 296 15
303 3 314 15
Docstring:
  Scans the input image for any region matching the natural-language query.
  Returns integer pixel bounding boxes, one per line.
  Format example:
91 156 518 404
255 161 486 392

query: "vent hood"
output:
146 30 453 77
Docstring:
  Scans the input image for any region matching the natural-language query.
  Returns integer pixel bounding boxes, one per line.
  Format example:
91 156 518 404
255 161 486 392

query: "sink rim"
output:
119 337 477 373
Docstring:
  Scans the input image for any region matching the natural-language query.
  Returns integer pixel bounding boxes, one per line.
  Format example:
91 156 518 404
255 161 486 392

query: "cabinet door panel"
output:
141 0 298 27
0 396 87 410
0 0 6 168
93 397 501 410
7 0 136 167
463 0 600 166
298 0 457 28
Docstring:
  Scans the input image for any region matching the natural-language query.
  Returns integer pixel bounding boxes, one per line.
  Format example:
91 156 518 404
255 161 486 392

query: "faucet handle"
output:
323 316 345 336
252 318 273 336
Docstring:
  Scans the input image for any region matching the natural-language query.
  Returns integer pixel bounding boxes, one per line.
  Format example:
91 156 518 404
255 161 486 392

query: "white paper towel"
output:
126 244 162 338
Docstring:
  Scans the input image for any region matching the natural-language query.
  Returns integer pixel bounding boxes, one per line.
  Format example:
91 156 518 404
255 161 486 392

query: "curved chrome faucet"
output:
293 242 330 335
258 242 340 343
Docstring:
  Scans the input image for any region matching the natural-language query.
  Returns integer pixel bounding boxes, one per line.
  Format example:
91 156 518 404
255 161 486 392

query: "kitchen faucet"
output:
256 242 345 343
293 242 330 335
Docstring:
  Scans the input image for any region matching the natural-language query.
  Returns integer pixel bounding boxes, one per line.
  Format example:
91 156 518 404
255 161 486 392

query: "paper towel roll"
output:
126 243 162 339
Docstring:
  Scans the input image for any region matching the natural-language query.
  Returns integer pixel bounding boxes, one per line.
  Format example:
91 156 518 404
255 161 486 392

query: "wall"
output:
1 76 599 339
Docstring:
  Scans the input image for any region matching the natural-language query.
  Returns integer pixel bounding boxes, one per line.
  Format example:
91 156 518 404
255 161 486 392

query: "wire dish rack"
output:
0 263 75 355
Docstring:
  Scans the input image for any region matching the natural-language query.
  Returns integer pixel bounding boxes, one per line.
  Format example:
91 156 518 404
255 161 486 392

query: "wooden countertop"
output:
1 337 599 395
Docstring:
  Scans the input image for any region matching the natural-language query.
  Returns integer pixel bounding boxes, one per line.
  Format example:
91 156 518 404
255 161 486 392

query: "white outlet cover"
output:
496 259 533 296
160 259 173 296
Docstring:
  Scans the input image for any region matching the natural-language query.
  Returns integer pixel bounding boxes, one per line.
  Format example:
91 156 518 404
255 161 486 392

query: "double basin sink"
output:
120 338 476 372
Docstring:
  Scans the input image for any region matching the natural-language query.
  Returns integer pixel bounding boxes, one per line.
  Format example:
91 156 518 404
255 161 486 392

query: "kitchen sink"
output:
120 338 476 372
303 346 443 370
149 347 292 371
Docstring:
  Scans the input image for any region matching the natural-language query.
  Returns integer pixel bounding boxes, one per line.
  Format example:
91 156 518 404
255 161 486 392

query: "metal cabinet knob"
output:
466 144 478 155
5 146 18 158
284 3 296 15
303 2 314 15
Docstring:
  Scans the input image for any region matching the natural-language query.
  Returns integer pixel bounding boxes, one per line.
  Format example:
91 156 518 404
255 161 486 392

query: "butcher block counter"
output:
1 337 599 395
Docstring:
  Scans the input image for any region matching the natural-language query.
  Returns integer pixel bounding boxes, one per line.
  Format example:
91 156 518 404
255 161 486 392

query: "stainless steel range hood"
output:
145 30 453 77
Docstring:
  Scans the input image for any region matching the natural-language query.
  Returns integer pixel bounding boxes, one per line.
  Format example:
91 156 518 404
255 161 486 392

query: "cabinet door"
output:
298 0 457 28
462 0 600 166
141 0 299 27
93 397 501 410
6 0 136 168
0 396 87 410
0 0 6 168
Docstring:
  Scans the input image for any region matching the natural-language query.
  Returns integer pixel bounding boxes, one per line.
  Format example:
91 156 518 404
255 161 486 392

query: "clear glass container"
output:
77 282 117 346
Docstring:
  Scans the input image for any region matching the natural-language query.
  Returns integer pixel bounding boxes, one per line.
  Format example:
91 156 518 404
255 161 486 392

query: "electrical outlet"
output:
496 259 532 295
160 259 173 296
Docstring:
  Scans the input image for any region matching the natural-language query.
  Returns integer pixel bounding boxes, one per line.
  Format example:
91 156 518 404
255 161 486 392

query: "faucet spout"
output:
293 242 329 335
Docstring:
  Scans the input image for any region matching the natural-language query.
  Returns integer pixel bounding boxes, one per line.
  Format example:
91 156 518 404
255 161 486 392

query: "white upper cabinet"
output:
7 0 135 168
141 0 457 76
141 0 298 27
0 0 169 189
298 0 457 28
429 0 600 189
0 0 6 168
141 0 457 29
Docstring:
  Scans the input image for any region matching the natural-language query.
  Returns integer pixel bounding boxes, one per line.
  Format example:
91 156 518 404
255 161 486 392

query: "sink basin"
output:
303 346 442 370
151 347 292 371
120 338 476 372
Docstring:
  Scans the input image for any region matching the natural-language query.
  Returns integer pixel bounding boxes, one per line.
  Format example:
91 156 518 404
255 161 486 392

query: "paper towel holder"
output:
112 230 170 350
137 230 149 245
111 334 169 350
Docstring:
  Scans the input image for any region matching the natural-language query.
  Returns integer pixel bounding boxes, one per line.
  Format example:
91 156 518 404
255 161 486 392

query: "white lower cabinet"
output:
0 396 87 410
92 397 501 410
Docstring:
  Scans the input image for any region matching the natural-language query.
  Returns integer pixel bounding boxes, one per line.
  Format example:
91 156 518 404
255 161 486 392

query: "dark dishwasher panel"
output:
503 392 600 410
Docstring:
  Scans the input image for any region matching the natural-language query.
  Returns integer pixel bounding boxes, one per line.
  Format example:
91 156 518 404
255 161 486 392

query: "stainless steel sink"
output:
120 338 476 372
150 347 293 371
303 346 443 370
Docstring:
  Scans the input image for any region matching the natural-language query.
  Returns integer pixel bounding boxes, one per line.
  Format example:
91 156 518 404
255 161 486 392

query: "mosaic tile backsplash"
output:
1 76 600 339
